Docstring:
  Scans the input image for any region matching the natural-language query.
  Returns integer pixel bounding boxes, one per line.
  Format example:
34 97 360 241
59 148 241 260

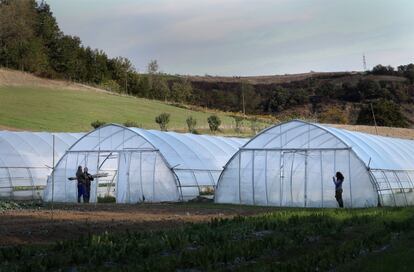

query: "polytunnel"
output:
215 120 414 208
0 131 83 199
43 124 247 203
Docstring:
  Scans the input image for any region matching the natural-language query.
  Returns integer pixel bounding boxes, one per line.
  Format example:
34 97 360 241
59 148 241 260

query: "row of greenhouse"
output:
1 120 414 207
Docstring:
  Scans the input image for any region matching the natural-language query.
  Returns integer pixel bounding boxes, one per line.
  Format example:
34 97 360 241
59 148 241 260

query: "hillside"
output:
185 70 414 128
2 69 414 140
0 69 258 134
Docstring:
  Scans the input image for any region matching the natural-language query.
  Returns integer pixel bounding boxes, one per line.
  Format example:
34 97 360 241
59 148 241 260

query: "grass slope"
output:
0 86 242 133
0 204 413 271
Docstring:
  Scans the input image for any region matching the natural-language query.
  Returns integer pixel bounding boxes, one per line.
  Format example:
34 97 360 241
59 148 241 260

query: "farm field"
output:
0 85 256 135
0 202 413 271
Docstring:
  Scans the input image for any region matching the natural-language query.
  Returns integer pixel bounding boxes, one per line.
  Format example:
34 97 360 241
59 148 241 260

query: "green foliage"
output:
155 113 170 131
186 116 197 133
90 120 106 129
100 79 121 93
123 120 140 127
171 79 192 103
1 207 413 271
357 100 409 128
207 115 221 133
97 195 116 203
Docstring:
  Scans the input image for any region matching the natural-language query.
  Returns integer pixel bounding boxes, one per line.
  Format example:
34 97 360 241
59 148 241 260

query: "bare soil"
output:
0 203 273 246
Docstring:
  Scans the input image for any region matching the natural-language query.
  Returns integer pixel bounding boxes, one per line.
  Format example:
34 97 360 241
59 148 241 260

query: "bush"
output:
91 120 106 129
123 120 141 127
186 116 197 133
319 107 348 124
100 80 121 93
155 113 170 131
207 115 221 133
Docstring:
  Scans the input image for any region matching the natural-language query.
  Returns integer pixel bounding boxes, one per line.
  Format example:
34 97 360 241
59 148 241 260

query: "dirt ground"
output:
0 203 274 247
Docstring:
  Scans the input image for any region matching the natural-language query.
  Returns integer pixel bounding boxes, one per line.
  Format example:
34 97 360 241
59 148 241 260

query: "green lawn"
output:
1 204 413 271
0 86 258 134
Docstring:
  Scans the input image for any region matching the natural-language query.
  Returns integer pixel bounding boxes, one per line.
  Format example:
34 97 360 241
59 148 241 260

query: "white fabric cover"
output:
216 120 414 207
0 131 83 199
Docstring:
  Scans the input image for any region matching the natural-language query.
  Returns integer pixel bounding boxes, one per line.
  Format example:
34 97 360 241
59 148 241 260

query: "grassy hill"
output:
0 69 268 134
0 85 247 133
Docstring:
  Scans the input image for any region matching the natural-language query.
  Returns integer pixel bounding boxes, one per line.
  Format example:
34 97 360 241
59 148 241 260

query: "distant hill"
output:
183 69 414 128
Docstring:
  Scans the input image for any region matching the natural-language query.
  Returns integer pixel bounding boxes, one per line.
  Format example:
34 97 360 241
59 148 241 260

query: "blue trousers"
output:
77 184 86 203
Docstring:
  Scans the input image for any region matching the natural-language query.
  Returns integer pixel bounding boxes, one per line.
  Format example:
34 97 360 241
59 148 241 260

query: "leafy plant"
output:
155 113 170 131
90 120 106 129
186 116 197 133
207 115 221 133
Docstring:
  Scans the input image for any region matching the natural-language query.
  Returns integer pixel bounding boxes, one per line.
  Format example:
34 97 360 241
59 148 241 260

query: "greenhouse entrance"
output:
278 149 352 207
63 150 119 203
61 149 177 203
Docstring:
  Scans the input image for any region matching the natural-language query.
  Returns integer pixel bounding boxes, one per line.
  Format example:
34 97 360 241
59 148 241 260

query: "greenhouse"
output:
215 120 414 208
43 124 247 203
0 131 83 199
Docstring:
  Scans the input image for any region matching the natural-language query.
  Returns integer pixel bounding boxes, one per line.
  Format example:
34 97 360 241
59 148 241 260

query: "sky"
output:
47 0 414 76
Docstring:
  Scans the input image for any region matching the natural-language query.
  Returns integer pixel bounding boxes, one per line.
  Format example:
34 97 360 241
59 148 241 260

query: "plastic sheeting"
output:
44 124 247 203
0 131 83 199
216 120 414 207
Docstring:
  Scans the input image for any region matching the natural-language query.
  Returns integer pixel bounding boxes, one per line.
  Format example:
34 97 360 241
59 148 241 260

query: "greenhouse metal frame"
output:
215 120 414 207
0 131 83 199
44 124 247 203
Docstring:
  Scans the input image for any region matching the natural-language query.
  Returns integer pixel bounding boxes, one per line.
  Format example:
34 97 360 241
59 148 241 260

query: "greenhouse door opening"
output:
279 149 353 207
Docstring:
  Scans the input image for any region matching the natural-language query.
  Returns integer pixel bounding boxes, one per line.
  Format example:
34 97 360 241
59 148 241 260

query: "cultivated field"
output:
0 202 413 271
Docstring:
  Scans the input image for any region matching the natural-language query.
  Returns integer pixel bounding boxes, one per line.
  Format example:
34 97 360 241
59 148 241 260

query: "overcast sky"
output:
47 0 414 76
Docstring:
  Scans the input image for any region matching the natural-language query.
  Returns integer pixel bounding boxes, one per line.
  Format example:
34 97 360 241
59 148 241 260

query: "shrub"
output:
207 115 221 133
155 113 170 131
319 107 348 124
123 120 141 127
100 80 121 93
91 120 106 129
186 116 197 133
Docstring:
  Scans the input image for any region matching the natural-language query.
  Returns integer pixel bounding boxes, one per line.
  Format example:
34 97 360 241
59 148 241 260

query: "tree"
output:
207 115 221 133
172 79 192 103
91 120 106 129
186 116 197 133
155 113 170 131
240 81 259 114
356 100 408 128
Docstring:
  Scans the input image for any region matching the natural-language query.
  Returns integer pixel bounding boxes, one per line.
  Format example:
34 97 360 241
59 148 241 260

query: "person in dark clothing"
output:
83 167 94 203
332 171 344 208
76 166 86 203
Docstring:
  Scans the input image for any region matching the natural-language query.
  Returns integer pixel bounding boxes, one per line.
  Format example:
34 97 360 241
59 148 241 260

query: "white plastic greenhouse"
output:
215 120 414 208
0 131 83 199
43 124 247 203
